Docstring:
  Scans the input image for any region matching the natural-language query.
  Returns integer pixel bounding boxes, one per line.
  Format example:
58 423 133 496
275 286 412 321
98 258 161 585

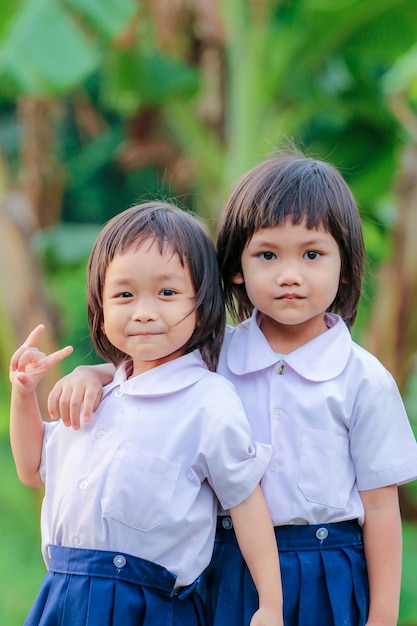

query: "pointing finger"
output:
22 324 46 348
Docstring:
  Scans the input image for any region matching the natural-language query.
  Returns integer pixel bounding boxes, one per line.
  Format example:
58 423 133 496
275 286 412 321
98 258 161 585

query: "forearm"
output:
230 485 283 622
361 485 401 626
10 387 45 487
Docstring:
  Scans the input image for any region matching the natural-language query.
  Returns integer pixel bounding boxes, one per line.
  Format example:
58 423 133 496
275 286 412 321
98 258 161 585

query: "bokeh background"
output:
1 0 417 623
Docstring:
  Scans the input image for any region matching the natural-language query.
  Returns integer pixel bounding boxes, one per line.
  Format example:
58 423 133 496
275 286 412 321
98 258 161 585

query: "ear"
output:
232 271 244 285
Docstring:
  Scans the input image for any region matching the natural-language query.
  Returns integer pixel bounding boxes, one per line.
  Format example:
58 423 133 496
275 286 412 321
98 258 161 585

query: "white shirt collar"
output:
102 350 209 398
226 310 352 381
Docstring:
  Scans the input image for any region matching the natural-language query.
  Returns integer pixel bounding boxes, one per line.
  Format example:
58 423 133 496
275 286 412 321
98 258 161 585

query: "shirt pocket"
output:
297 428 353 509
102 444 181 532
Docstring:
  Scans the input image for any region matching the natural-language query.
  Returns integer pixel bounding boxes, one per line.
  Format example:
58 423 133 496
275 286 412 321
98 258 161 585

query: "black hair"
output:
87 202 225 371
217 154 365 328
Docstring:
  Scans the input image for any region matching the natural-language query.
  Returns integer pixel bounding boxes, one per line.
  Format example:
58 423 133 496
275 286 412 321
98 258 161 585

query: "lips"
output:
278 294 303 300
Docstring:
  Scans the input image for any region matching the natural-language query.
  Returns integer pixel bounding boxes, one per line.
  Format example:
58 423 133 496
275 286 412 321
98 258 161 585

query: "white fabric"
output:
218 311 417 526
39 350 271 586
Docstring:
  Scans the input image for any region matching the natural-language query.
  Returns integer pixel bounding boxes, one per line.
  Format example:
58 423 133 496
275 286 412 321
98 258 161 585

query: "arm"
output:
229 485 283 626
360 485 402 626
9 325 73 487
48 363 115 429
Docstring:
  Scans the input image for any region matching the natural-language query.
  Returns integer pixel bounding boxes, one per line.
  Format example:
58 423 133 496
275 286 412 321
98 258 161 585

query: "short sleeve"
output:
198 385 272 510
39 421 60 485
350 367 417 490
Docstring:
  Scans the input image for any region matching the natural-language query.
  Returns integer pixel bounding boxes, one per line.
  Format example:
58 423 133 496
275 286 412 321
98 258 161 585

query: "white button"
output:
114 389 123 398
73 534 81 546
113 555 126 568
269 461 278 471
96 429 107 440
275 364 286 375
222 517 233 530
274 408 283 418
316 527 328 541
78 479 88 490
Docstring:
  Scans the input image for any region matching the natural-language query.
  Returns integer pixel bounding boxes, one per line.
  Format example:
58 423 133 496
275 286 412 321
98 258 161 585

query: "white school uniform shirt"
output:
218 310 417 526
39 350 271 587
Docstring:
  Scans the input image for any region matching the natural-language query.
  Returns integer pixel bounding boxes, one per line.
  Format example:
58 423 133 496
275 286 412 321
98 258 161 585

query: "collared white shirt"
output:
218 310 417 526
39 350 271 587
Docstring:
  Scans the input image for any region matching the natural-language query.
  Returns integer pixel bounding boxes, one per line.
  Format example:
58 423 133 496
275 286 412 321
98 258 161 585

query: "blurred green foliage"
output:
1 0 417 623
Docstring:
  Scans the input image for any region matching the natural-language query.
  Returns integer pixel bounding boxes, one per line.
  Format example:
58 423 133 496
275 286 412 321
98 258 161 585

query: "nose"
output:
132 297 158 322
276 261 302 286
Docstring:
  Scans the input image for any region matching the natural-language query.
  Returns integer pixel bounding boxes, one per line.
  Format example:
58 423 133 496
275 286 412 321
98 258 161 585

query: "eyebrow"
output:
249 234 333 248
106 272 187 286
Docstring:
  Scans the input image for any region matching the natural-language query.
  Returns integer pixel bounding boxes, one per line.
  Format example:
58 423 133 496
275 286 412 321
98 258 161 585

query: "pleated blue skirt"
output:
25 546 205 626
199 518 369 626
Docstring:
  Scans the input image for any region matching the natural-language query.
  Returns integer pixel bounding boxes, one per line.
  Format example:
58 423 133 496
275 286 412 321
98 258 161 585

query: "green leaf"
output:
33 222 101 267
103 50 200 114
0 0 101 95
66 125 125 187
383 44 417 95
0 0 20 40
63 0 136 40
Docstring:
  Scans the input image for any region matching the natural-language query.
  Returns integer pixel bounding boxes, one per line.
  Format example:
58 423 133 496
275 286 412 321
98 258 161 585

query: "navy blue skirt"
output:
199 518 369 626
25 546 205 626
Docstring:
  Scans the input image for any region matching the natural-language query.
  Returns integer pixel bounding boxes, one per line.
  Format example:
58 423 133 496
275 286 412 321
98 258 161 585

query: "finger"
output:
81 387 103 424
10 325 46 371
40 345 74 371
57 387 76 428
48 383 65 421
11 346 45 372
67 387 88 430
12 366 47 392
22 324 45 348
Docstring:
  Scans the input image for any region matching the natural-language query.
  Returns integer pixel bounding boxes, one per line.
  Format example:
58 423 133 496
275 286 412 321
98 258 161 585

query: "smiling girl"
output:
9 202 283 626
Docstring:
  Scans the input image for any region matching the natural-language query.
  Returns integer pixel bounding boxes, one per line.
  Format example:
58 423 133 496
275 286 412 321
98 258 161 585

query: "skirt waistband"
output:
47 545 192 597
216 517 363 551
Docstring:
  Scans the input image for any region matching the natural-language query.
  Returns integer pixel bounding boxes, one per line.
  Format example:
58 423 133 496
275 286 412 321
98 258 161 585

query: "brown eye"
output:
304 251 320 260
259 252 276 261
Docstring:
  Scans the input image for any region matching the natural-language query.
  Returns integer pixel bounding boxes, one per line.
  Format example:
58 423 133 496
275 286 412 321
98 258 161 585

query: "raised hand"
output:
10 324 73 393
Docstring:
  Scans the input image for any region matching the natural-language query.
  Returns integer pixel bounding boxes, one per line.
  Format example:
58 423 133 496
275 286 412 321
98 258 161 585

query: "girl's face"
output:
233 218 341 352
101 239 197 377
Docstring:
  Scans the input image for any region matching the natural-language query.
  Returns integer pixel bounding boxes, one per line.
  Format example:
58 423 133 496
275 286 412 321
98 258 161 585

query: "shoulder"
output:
194 367 241 403
349 340 397 386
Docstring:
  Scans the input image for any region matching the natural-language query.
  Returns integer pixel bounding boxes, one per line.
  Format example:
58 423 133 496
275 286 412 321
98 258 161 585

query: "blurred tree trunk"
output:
18 97 65 228
0 192 65 418
364 145 417 391
0 97 66 418
363 94 417 519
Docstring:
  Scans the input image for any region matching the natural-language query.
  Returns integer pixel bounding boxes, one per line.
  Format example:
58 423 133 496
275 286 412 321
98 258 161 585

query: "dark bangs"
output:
88 202 225 371
217 155 365 327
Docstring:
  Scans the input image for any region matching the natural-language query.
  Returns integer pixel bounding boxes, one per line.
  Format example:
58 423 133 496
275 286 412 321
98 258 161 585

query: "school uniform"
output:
26 350 271 626
200 310 417 626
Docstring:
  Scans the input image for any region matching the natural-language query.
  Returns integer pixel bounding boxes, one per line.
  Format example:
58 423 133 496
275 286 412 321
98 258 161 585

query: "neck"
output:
259 315 329 354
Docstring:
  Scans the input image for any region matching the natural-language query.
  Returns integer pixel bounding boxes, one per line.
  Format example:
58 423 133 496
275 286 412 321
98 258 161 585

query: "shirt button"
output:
222 517 233 530
78 478 88 490
73 534 81 546
269 461 278 471
274 408 283 418
113 555 126 568
96 429 107 440
114 389 123 398
316 527 329 541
